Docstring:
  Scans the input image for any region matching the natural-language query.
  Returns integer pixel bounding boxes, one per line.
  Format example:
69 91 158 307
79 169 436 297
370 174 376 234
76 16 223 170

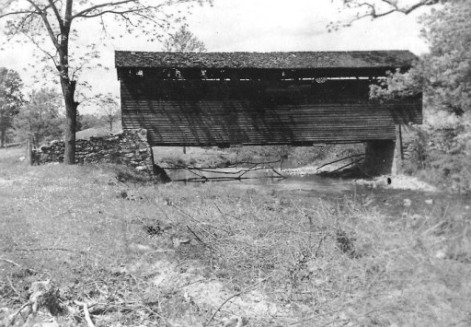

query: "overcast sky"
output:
0 0 430 113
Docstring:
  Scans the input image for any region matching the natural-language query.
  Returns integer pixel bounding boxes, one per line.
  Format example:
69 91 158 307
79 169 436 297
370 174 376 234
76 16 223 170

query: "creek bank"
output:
355 174 438 192
281 163 438 192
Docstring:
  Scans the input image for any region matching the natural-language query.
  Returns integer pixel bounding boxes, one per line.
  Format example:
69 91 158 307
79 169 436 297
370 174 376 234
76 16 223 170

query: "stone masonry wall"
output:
33 129 154 174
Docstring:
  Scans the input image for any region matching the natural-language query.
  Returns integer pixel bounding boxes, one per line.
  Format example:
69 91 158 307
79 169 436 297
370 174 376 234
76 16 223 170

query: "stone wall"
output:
33 129 154 174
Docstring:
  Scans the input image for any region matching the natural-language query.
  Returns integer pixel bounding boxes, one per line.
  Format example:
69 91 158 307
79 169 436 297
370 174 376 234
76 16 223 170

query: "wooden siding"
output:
121 79 422 146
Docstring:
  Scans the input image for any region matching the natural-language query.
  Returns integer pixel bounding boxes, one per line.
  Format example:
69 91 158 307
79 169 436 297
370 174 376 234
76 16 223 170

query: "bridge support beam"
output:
364 140 396 176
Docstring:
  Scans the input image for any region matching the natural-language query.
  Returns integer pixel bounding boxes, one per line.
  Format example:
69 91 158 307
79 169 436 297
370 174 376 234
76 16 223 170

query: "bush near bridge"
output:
401 123 471 194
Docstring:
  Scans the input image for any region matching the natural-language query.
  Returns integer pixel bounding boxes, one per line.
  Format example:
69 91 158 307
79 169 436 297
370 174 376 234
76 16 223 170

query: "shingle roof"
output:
115 50 417 70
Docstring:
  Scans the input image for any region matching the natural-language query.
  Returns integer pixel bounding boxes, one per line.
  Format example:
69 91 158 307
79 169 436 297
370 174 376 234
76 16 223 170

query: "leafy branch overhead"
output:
371 0 471 118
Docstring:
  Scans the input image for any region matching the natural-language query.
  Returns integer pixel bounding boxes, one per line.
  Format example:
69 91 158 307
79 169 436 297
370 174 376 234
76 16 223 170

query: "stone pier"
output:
364 140 396 176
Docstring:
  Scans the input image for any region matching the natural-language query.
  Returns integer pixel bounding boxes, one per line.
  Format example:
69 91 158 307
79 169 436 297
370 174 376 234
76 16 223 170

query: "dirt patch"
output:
0 178 13 187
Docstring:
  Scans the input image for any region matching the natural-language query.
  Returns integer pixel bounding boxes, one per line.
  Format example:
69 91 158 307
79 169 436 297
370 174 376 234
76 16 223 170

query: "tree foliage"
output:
94 93 120 132
14 88 63 146
421 0 471 116
367 0 471 191
78 113 104 131
0 67 23 147
371 0 471 118
163 25 206 52
0 0 211 164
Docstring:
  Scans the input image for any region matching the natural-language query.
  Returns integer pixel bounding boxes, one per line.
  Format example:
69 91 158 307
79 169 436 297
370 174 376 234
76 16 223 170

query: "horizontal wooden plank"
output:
120 79 421 145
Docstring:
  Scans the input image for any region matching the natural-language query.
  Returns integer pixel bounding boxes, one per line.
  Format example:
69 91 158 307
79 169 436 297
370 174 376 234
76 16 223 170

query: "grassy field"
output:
1 146 470 327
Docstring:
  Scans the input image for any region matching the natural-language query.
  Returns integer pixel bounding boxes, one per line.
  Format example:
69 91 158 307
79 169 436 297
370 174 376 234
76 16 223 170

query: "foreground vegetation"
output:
1 147 470 327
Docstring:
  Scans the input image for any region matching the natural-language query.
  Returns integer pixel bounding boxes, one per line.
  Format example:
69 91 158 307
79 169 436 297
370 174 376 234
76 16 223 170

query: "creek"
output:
165 165 355 194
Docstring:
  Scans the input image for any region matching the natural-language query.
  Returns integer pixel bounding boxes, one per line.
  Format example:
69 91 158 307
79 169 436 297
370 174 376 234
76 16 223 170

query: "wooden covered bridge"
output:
115 50 422 175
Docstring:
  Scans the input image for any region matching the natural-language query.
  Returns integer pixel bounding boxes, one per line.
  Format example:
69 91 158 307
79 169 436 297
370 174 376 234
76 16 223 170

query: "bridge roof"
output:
115 50 417 70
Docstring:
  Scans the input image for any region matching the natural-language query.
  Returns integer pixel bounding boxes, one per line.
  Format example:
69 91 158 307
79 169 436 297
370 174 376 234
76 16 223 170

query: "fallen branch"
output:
271 167 286 178
75 301 95 327
204 277 269 327
12 247 90 255
204 292 244 327
6 301 31 326
7 277 21 299
6 280 64 326
166 159 281 171
327 158 364 174
168 159 284 182
186 226 207 246
316 153 364 171
0 258 21 267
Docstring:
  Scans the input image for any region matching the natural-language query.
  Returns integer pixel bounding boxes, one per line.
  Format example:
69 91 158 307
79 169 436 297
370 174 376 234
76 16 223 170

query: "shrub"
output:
403 123 471 194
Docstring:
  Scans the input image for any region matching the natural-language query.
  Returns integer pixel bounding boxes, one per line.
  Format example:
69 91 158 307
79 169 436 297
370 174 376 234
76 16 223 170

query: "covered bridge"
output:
115 50 422 175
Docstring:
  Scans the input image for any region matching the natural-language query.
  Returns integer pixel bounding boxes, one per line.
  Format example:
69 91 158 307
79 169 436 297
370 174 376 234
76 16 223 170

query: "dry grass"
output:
0 147 470 326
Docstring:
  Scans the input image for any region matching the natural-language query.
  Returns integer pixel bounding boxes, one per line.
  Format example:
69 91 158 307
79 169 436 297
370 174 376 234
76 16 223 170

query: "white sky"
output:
0 0 430 114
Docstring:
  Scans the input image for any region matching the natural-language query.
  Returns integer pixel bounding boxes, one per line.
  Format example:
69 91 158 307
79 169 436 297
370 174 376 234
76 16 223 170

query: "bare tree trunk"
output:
0 128 5 148
26 136 33 166
58 8 77 165
62 80 77 165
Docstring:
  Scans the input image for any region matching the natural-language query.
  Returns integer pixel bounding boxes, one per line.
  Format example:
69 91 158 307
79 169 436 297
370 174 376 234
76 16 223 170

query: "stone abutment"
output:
33 129 169 181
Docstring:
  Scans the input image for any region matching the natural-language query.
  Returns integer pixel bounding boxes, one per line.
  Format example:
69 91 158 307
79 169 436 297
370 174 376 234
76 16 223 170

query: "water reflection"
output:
166 167 353 193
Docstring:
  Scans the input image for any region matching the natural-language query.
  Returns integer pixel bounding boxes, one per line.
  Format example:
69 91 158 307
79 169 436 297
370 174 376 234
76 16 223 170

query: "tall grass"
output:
0 148 470 326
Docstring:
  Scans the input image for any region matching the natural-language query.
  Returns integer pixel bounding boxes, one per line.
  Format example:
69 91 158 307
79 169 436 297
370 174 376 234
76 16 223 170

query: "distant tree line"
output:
0 75 120 148
0 68 23 148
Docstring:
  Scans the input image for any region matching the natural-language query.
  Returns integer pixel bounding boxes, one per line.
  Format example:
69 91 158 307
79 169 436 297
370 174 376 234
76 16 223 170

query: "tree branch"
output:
47 0 64 26
64 0 73 26
376 0 440 15
0 257 21 267
75 7 152 19
22 31 59 68
25 0 60 50
3 11 36 40
71 0 139 19
344 0 442 23
0 10 38 19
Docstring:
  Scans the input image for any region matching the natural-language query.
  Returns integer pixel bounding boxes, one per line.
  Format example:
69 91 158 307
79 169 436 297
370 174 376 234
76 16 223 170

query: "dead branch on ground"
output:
74 301 95 327
316 153 364 171
0 258 21 268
